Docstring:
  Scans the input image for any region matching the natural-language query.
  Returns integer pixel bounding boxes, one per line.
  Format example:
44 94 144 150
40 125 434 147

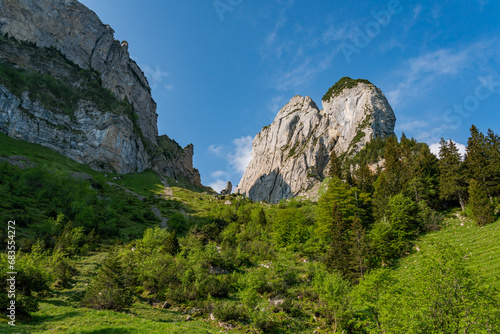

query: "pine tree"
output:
82 250 134 311
349 215 369 283
468 179 496 226
354 163 375 193
373 172 391 220
485 129 500 198
465 125 488 189
438 139 467 211
325 202 351 278
329 150 342 179
407 144 440 206
384 135 402 195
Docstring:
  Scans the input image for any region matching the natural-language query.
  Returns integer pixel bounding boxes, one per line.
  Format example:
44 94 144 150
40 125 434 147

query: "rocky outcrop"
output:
151 135 202 187
0 0 201 185
0 0 157 145
236 78 396 203
0 85 149 172
220 181 232 195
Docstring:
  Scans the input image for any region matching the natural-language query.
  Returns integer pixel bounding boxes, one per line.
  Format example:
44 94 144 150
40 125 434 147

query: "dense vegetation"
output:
1 126 500 333
322 77 372 102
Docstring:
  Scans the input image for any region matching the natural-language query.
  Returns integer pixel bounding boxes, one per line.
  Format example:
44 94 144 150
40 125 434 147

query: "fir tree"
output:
82 250 134 311
354 163 375 193
384 135 402 195
465 125 488 189
373 172 391 220
329 150 342 179
438 139 467 211
485 129 500 198
349 215 369 283
325 202 351 278
468 179 496 226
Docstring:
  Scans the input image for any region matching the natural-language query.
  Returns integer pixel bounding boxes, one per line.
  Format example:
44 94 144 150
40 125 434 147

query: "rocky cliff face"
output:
236 78 396 203
0 0 157 145
0 0 201 185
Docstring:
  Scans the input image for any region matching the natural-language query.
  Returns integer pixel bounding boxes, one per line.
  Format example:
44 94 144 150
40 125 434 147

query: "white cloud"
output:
429 141 467 159
387 44 479 106
208 179 228 193
267 95 287 115
229 136 254 174
208 144 224 157
211 170 229 179
207 136 254 193
397 120 428 132
273 53 335 91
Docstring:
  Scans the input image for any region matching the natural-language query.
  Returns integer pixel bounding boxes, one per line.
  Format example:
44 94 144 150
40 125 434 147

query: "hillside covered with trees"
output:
1 126 500 333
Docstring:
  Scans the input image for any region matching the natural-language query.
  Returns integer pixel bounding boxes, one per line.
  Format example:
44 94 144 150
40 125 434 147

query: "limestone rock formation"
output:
220 181 232 195
0 0 157 145
236 78 396 203
0 0 201 185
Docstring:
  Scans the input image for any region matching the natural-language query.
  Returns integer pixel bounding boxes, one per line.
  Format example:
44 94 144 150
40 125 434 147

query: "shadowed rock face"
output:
0 0 201 185
237 80 396 203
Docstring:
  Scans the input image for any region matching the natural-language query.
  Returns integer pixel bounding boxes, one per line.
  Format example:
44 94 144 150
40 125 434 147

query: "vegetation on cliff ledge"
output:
322 77 373 102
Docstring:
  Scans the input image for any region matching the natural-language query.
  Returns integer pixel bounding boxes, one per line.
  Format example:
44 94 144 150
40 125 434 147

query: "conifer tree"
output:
485 129 500 198
373 172 391 220
329 150 342 179
325 202 351 278
438 139 467 211
465 125 487 188
384 135 402 195
349 215 369 283
354 163 375 193
82 250 134 311
468 179 496 226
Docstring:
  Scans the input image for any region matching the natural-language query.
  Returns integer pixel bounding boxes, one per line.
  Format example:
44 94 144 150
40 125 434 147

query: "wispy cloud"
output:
208 144 224 157
208 179 228 193
228 136 253 174
387 45 478 106
207 136 254 192
266 95 287 117
273 53 336 91
397 120 428 132
478 0 489 11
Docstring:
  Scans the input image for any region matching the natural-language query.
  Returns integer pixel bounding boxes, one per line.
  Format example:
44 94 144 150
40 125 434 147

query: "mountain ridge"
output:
236 78 396 203
0 0 201 185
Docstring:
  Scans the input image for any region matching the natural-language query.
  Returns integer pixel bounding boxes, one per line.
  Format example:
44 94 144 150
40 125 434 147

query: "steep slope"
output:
0 0 201 185
236 78 396 203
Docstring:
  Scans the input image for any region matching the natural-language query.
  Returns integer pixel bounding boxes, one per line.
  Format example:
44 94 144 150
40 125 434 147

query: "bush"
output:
212 302 249 322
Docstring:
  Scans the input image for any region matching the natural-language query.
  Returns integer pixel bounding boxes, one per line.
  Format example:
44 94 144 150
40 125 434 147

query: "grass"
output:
396 211 500 288
0 252 235 333
0 132 100 177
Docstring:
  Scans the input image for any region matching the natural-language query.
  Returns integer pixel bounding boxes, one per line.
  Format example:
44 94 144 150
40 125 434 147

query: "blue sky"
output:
79 0 500 191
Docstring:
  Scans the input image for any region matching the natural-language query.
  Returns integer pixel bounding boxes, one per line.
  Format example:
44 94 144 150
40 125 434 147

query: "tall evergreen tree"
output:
325 202 351 278
349 215 369 283
465 125 488 187
438 139 467 211
407 144 440 206
468 179 496 226
384 135 402 195
485 129 500 198
373 172 391 220
354 163 375 194
329 150 342 179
